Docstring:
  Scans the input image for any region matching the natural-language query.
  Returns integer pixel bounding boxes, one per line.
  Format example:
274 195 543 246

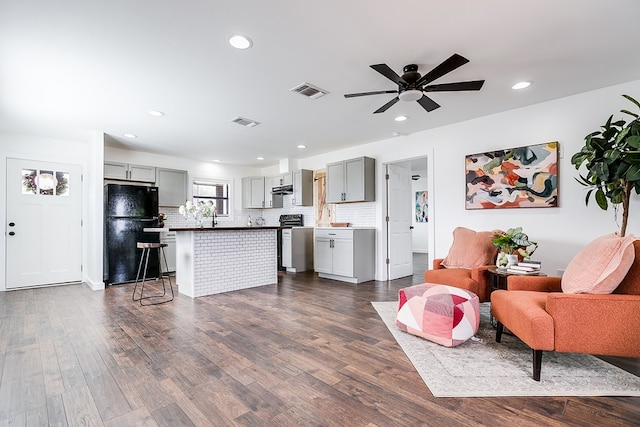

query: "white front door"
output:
387 163 413 280
6 158 82 288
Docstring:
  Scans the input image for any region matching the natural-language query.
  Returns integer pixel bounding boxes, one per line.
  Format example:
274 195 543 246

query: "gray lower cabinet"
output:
104 161 156 182
314 227 375 283
326 156 375 203
157 168 188 207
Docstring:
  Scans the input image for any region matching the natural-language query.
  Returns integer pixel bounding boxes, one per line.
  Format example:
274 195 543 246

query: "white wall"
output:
105 146 262 218
3 79 640 289
296 79 640 278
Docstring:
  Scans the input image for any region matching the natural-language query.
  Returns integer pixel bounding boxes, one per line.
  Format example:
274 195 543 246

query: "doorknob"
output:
409 226 414 229
8 231 15 236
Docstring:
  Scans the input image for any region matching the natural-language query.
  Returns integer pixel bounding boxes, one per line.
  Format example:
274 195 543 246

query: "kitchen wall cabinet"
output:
242 176 283 209
104 161 156 183
292 169 313 206
326 156 375 203
314 227 375 283
157 168 188 207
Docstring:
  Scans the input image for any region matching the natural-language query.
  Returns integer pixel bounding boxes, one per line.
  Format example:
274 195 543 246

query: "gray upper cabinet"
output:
104 161 156 183
292 169 313 206
157 168 188 207
242 176 283 209
326 156 375 203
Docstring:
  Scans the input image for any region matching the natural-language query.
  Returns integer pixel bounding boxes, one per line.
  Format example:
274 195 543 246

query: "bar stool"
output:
132 242 174 306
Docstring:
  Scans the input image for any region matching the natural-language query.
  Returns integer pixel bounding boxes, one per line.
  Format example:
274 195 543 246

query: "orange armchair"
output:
423 227 500 302
491 239 640 381
424 258 495 302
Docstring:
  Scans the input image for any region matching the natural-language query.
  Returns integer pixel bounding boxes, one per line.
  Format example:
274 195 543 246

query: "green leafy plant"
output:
571 94 640 237
491 227 537 258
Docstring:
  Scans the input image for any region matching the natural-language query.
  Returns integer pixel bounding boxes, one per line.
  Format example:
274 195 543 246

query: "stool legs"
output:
132 245 174 306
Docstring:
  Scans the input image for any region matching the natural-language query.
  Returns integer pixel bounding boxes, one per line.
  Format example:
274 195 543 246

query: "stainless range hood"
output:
271 184 293 195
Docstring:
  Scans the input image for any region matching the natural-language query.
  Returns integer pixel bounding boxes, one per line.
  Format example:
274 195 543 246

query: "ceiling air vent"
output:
230 116 260 127
290 82 329 99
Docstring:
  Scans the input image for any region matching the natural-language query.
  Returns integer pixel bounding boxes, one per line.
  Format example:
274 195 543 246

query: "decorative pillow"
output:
441 227 499 269
561 233 637 294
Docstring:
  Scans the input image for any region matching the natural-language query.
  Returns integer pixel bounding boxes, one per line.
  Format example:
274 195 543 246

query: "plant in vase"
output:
492 227 537 269
179 200 215 227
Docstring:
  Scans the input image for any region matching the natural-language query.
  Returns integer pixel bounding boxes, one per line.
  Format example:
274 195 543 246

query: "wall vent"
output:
290 82 329 99
230 116 260 127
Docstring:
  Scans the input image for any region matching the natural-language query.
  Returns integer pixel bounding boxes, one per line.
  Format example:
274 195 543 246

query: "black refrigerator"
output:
104 184 160 285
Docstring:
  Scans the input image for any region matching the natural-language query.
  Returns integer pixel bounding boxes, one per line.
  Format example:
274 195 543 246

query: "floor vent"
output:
290 82 329 99
230 116 260 127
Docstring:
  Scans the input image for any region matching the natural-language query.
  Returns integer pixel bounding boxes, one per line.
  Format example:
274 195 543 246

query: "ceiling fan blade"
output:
423 80 485 92
370 64 407 86
416 95 440 112
373 96 399 114
344 90 398 98
416 53 469 86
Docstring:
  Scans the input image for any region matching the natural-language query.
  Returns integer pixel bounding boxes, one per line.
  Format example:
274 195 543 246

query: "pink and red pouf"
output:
396 283 480 347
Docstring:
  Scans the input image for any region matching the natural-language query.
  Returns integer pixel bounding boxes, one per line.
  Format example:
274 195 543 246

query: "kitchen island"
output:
169 226 281 297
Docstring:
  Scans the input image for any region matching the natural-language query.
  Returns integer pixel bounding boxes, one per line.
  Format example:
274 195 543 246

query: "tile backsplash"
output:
159 195 377 228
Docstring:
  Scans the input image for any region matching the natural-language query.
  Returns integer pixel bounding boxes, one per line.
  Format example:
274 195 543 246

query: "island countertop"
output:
169 226 285 232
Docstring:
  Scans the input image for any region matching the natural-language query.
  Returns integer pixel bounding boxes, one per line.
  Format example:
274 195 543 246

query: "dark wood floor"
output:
1 268 639 426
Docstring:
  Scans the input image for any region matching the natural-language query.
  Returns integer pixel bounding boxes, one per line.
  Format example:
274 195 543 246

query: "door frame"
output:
383 152 435 281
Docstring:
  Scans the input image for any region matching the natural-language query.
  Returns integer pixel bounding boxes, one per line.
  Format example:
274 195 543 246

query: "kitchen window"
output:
193 180 229 217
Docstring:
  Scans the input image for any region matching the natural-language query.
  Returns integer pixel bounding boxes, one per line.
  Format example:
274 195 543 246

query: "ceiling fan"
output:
344 53 485 114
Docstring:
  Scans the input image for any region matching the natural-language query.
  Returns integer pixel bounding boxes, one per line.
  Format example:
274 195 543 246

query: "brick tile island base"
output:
171 227 279 297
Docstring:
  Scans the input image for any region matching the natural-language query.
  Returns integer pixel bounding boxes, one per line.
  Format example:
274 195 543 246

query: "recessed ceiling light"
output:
512 81 532 90
229 35 253 50
297 144 306 149
395 115 408 122
123 133 137 138
148 110 164 117
256 156 264 160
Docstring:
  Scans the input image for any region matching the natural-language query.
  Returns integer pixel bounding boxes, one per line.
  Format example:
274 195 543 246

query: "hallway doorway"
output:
386 156 429 280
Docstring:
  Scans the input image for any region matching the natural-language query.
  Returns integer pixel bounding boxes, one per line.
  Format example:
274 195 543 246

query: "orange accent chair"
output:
491 239 640 381
423 227 500 303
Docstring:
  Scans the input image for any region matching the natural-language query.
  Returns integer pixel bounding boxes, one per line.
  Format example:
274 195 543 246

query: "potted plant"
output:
571 94 640 237
492 227 538 268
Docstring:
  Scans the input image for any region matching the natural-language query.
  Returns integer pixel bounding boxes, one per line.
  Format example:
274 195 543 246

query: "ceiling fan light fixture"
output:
398 89 423 102
394 115 408 122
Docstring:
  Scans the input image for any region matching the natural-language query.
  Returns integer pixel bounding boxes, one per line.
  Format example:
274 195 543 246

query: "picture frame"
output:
465 141 558 209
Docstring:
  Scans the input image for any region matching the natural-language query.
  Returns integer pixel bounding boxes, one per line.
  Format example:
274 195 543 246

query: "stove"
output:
277 214 304 271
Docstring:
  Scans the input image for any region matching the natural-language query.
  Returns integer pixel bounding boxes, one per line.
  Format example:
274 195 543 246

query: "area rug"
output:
372 301 640 397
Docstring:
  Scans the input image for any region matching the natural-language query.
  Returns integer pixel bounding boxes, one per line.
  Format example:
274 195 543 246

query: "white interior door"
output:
387 163 413 279
6 158 82 288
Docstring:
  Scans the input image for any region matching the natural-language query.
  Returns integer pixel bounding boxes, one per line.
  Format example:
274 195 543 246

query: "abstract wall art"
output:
465 141 558 209
415 191 428 222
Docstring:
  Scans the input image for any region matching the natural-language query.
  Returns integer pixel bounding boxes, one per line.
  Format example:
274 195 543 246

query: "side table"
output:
487 268 546 327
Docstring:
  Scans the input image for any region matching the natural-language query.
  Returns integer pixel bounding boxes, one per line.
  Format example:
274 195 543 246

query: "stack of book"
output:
507 261 542 275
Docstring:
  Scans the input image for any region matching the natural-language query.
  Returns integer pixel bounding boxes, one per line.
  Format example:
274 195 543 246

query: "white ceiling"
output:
2 1 640 167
